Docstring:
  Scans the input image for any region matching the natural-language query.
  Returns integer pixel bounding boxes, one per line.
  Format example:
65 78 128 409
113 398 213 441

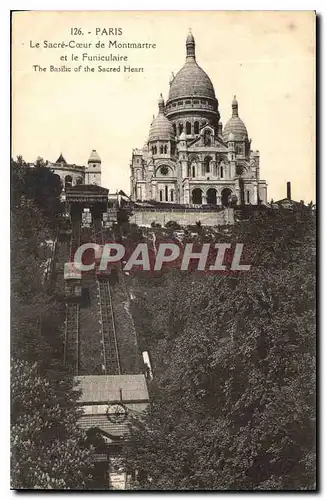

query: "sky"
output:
12 10 316 202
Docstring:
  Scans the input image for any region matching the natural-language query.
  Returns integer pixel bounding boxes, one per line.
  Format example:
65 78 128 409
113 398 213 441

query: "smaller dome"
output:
149 115 175 141
223 118 248 142
223 96 248 142
88 149 101 163
149 94 175 142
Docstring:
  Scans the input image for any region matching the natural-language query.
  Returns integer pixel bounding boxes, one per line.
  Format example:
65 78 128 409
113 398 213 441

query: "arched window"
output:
173 123 177 135
153 145 157 155
186 122 191 135
64 175 72 189
192 164 196 178
206 188 217 205
76 176 83 185
160 145 164 154
221 188 232 206
204 157 211 174
164 145 168 154
192 188 202 204
178 123 183 135
159 190 163 202
194 121 199 134
204 129 212 146
165 185 168 202
220 165 224 178
247 191 250 203
170 189 174 202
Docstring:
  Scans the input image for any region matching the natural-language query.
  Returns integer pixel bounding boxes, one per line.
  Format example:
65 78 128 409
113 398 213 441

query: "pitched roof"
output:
77 402 148 438
88 149 101 163
56 153 67 164
74 374 149 404
78 414 129 438
65 184 109 194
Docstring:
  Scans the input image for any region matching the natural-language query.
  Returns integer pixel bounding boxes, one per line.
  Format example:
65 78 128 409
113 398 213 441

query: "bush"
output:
165 221 181 230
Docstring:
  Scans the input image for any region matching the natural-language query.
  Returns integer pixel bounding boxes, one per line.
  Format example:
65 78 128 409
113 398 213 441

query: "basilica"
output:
130 32 268 206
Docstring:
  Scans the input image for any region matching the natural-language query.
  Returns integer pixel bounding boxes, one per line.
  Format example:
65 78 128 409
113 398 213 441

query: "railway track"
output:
64 217 81 374
63 303 80 374
70 218 81 258
98 280 121 375
93 220 121 375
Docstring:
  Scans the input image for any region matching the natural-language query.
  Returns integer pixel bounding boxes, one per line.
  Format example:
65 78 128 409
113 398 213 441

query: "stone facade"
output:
130 32 268 207
130 207 234 227
48 150 102 190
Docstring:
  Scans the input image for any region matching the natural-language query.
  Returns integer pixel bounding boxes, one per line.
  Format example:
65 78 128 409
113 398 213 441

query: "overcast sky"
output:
12 10 315 202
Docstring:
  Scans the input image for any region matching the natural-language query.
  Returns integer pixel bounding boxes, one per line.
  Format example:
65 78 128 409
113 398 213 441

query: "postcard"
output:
11 10 316 491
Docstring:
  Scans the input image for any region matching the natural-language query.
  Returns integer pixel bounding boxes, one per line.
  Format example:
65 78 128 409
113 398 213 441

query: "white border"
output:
2 2 321 497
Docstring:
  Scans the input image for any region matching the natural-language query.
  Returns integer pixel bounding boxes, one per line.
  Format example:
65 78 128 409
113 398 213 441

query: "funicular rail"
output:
63 303 80 374
70 217 81 259
93 220 121 375
64 218 81 374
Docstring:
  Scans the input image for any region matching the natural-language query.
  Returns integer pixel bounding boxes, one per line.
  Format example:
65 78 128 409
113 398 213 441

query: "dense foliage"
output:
11 157 94 489
11 359 94 489
124 207 316 490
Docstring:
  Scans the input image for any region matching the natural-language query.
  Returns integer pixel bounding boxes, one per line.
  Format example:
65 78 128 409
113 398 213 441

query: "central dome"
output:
168 62 216 100
168 32 216 101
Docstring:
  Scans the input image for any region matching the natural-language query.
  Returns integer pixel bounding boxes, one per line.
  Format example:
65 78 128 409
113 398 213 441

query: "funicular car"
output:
102 212 112 229
103 207 118 227
81 208 92 228
64 262 82 300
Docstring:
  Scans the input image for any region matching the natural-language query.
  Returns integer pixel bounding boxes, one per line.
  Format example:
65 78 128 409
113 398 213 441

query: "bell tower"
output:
86 150 101 186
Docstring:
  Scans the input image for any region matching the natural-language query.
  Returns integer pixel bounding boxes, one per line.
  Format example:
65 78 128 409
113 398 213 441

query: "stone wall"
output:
130 207 234 227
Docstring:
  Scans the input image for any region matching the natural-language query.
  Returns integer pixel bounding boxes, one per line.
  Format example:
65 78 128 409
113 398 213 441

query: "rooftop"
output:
74 374 149 404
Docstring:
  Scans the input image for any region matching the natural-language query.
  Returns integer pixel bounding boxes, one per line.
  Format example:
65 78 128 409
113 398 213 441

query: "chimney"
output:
287 181 291 200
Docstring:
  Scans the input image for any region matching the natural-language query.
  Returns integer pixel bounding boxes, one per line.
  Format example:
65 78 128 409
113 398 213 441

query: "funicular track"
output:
63 217 81 374
93 220 121 375
64 303 80 373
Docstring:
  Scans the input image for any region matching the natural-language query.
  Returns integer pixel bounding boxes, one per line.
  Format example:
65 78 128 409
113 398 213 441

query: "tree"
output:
11 156 64 362
11 359 94 489
165 220 181 231
11 157 96 489
123 208 316 490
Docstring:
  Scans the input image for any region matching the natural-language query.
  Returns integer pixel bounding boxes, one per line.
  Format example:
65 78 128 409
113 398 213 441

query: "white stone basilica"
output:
130 32 268 206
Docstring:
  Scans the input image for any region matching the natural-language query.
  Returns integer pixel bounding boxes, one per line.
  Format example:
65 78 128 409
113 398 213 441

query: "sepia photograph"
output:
11 10 316 490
